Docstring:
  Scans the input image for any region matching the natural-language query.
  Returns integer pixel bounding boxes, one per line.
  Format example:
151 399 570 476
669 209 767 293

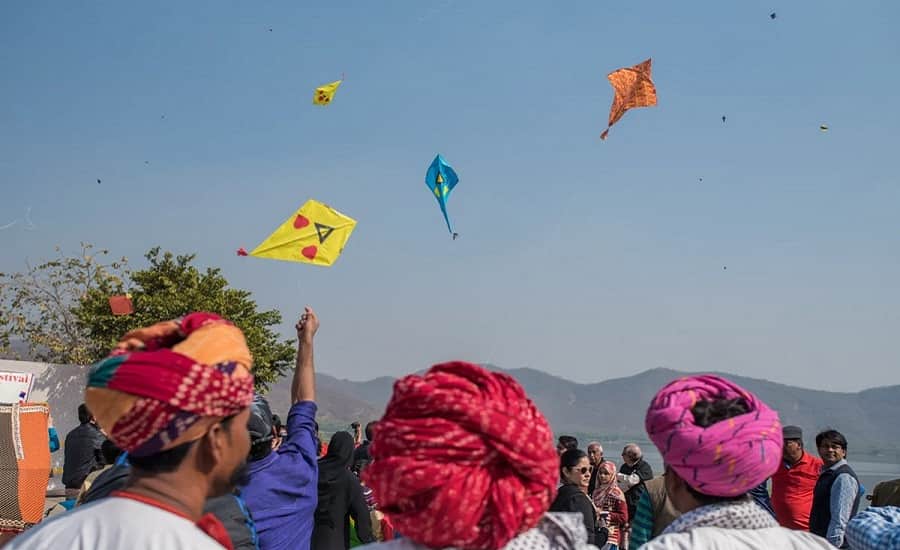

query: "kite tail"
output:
439 202 454 236
600 128 610 140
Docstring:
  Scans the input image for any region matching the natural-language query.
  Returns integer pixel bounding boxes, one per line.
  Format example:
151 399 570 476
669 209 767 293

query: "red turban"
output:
363 362 558 550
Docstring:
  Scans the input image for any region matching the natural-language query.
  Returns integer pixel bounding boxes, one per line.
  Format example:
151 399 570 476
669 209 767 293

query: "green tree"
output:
1 244 294 390
0 243 128 365
76 247 295 389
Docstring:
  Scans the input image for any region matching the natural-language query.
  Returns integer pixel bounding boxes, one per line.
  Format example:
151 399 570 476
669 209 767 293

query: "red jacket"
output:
771 451 824 530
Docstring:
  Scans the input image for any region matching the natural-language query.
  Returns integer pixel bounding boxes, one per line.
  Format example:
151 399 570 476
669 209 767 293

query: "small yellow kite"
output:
600 58 658 140
240 199 356 267
313 79 343 106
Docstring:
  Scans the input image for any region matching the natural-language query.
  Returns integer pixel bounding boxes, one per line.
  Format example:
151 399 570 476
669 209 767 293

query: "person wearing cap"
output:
771 425 824 530
640 375 831 549
240 307 320 550
7 312 255 549
870 478 900 508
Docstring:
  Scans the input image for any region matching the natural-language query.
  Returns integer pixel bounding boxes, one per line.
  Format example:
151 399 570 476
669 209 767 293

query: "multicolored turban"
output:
645 374 782 497
363 362 559 550
85 312 254 457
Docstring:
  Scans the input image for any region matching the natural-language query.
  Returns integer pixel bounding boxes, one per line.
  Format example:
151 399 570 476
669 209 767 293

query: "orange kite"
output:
600 58 658 140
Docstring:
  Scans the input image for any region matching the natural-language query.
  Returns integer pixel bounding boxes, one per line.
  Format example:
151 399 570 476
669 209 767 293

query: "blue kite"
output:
424 154 460 239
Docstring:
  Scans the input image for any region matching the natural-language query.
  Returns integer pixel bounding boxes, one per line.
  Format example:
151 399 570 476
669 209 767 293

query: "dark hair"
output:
129 415 237 473
559 448 588 475
681 397 751 505
100 439 123 465
692 397 750 427
272 415 283 432
78 404 92 424
129 440 195 473
557 435 578 451
815 430 848 452
365 421 377 442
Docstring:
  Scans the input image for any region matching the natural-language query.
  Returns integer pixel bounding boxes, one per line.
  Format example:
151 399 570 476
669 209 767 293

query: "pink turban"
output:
645 375 782 497
363 362 559 550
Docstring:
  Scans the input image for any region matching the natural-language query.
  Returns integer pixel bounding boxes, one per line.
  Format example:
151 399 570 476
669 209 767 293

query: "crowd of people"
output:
2 308 899 549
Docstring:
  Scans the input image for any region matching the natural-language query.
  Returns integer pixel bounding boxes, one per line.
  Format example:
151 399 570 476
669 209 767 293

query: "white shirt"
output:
640 526 834 550
7 497 225 550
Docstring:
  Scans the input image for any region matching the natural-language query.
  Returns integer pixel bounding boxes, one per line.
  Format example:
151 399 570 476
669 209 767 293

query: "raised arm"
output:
291 306 319 404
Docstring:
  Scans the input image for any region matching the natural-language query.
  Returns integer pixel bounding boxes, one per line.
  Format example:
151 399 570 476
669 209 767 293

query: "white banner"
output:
0 371 35 403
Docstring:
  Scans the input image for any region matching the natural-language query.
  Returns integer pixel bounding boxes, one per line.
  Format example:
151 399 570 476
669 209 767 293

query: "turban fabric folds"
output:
363 362 558 550
85 312 254 457
645 374 782 497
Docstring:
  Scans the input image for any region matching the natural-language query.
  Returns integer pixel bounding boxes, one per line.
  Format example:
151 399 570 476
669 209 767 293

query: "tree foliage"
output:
1 244 294 390
0 243 127 365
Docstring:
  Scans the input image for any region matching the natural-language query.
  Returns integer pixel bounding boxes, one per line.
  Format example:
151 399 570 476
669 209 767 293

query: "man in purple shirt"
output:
241 307 320 550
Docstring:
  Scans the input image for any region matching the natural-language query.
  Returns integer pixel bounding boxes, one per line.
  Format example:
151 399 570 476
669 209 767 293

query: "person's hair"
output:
623 443 642 461
365 421 377 442
558 435 578 451
815 430 848 452
129 440 195 473
559 448 587 478
129 415 237 473
100 439 123 465
680 397 751 505
587 441 603 452
272 414 283 433
249 437 273 462
78 404 92 424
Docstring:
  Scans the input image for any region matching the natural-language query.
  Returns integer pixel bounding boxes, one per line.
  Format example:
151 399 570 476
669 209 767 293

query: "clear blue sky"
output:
2 1 898 391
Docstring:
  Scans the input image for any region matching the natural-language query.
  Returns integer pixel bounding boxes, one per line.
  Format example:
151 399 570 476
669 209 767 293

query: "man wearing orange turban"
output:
8 312 254 550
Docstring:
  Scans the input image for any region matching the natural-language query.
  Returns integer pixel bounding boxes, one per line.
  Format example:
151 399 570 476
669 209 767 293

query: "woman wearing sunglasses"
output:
550 449 601 546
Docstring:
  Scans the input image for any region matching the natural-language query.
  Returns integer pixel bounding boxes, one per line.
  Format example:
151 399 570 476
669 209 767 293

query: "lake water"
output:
613 445 900 509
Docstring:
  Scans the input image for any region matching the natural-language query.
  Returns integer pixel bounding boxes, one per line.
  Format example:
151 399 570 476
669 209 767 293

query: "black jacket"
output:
549 484 596 545
619 458 654 520
204 493 259 550
351 441 371 476
62 423 106 489
312 432 375 550
78 464 130 504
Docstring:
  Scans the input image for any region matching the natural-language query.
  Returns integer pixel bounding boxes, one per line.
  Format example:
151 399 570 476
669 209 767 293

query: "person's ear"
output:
198 421 229 473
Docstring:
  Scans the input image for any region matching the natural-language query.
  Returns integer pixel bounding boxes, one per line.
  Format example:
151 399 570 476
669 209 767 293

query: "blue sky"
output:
2 1 898 391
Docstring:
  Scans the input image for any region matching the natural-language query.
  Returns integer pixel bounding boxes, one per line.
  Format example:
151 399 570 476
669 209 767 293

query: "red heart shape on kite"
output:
301 246 317 260
294 215 310 229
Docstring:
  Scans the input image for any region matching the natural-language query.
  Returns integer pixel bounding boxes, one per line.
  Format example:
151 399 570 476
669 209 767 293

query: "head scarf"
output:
591 461 625 508
85 312 254 457
363 362 558 550
645 375 781 497
318 431 355 483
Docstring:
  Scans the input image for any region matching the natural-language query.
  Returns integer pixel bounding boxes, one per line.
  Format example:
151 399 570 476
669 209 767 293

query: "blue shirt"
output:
846 506 900 550
240 400 319 550
824 459 859 547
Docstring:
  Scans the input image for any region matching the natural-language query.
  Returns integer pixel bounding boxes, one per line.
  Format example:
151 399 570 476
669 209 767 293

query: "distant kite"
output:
240 199 356 266
770 12 777 19
313 79 343 106
600 58 658 140
425 155 460 239
820 124 829 132
722 115 727 123
108 295 134 316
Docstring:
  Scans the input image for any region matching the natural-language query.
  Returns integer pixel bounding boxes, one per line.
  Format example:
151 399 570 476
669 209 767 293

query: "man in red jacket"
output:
771 425 824 530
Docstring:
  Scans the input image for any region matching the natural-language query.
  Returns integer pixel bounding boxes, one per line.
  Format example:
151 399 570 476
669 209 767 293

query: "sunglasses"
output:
570 466 592 475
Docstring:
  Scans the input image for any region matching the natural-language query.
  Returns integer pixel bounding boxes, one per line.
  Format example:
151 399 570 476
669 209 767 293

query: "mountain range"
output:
265 366 900 460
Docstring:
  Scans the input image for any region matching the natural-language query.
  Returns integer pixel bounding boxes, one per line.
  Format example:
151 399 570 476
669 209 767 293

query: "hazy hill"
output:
264 366 900 458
